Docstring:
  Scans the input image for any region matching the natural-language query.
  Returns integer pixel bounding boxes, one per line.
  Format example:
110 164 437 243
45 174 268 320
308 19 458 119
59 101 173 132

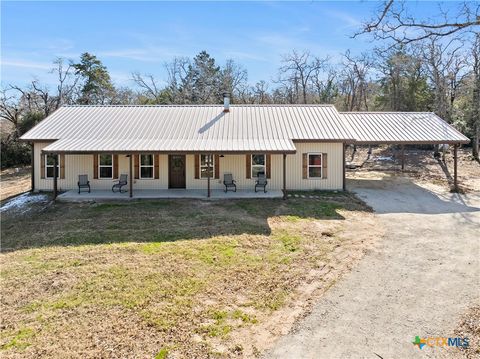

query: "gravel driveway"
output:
267 176 480 359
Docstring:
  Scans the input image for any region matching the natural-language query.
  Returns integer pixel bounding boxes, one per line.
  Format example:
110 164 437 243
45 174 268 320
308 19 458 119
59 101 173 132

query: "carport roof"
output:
341 112 470 144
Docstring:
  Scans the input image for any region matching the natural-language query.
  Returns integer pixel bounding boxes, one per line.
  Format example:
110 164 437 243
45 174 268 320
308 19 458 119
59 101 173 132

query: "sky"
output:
0 1 463 89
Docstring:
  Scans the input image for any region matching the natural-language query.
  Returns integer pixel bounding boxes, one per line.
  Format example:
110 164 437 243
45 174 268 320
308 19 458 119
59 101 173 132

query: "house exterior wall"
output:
33 142 344 192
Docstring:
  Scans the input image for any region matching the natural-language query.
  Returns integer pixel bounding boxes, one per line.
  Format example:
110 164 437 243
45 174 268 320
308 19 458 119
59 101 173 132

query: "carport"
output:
341 112 471 192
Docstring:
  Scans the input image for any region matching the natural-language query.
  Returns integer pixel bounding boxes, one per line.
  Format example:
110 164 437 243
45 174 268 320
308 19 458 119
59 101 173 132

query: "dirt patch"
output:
0 195 382 358
346 145 480 192
0 167 31 202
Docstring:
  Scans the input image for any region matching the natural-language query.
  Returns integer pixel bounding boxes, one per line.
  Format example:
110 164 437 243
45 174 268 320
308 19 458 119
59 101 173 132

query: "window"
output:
140 154 154 179
45 154 59 178
99 154 113 179
308 153 323 178
200 154 215 178
251 154 266 178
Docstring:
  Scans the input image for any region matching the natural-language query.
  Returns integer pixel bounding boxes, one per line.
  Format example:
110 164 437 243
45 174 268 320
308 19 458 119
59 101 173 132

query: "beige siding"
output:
34 142 344 192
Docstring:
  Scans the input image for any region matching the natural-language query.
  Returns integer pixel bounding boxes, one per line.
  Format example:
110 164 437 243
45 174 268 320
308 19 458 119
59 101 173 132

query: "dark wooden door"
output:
169 155 186 188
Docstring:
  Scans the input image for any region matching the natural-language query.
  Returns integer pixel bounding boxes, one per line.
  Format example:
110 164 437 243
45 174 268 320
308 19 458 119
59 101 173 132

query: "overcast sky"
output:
1 1 461 88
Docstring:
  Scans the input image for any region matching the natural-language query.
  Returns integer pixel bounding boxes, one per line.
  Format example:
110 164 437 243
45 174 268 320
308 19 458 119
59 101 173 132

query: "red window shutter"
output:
113 155 119 179
134 155 139 179
60 154 66 179
93 154 98 179
302 153 308 179
266 154 271 179
154 155 160 179
246 154 251 179
194 155 200 179
214 155 220 179
322 153 328 179
40 154 45 179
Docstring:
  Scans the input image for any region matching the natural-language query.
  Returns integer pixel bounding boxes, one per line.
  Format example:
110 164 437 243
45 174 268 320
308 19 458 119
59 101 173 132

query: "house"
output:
20 95 470 199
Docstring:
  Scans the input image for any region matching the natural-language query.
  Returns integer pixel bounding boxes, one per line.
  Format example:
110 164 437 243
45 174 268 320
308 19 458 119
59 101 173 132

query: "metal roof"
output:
20 106 470 153
341 112 470 144
20 105 354 153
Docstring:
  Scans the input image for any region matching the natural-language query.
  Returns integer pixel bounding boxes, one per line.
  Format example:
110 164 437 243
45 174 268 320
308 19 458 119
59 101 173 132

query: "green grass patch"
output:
274 230 302 252
1 327 35 351
155 347 169 359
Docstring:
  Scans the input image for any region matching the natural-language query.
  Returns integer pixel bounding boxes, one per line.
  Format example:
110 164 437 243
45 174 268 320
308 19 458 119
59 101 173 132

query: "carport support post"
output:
53 154 58 200
283 153 287 199
453 144 458 192
129 154 133 198
401 145 405 171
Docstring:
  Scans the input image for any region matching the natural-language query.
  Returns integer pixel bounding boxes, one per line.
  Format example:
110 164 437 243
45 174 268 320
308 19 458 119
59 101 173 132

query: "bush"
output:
1 139 31 169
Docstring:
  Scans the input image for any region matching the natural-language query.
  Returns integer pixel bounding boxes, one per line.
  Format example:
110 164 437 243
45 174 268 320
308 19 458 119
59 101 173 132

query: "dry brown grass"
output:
452 305 480 359
0 167 31 202
0 194 381 358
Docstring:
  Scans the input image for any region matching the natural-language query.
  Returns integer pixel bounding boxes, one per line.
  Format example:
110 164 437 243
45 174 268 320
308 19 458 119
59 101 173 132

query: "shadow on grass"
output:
0 193 368 252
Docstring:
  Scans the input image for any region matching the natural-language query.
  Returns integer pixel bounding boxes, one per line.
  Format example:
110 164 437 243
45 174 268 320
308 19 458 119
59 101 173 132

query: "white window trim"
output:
200 154 215 179
251 154 266 178
45 154 60 179
98 154 113 179
307 152 323 179
140 154 155 179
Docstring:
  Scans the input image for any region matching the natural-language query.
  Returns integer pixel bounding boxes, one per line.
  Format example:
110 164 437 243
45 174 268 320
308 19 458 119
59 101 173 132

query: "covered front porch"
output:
57 188 284 202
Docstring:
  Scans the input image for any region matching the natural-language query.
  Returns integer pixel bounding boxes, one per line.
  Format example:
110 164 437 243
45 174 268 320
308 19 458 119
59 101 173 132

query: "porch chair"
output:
112 174 128 193
77 174 91 194
255 173 268 193
223 173 237 192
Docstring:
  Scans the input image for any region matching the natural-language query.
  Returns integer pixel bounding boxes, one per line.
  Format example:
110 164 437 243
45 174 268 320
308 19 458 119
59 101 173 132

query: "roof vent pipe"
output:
223 93 230 112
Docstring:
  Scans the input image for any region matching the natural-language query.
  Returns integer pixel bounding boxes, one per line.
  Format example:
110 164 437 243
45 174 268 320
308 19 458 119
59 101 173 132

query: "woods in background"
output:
1 1 479 167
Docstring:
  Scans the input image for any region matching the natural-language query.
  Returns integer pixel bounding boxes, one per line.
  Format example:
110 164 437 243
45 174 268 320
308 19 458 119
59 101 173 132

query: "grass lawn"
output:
0 193 380 358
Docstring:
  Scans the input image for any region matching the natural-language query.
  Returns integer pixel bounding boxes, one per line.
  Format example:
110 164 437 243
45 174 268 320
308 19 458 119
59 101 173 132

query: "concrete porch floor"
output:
57 189 283 201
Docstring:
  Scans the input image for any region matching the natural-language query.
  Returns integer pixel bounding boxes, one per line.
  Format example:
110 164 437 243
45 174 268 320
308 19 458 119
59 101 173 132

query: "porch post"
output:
129 154 133 198
207 154 211 198
453 144 458 192
343 143 346 191
30 143 35 192
53 154 58 200
283 153 287 199
401 145 405 171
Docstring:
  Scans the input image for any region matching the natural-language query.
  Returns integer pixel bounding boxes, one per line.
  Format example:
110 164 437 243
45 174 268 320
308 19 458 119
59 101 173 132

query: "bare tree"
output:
51 57 79 109
338 51 373 111
355 0 479 47
311 65 338 104
422 37 468 121
220 59 248 102
165 57 191 103
470 33 480 159
131 72 168 104
0 88 24 137
252 80 270 104
278 50 329 104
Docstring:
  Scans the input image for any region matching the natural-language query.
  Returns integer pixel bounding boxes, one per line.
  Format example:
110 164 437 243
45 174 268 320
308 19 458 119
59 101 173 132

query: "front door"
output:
169 155 186 188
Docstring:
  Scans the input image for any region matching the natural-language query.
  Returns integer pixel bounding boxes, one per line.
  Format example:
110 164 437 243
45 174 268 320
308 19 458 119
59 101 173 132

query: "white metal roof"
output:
20 105 470 153
20 105 354 153
341 112 470 144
